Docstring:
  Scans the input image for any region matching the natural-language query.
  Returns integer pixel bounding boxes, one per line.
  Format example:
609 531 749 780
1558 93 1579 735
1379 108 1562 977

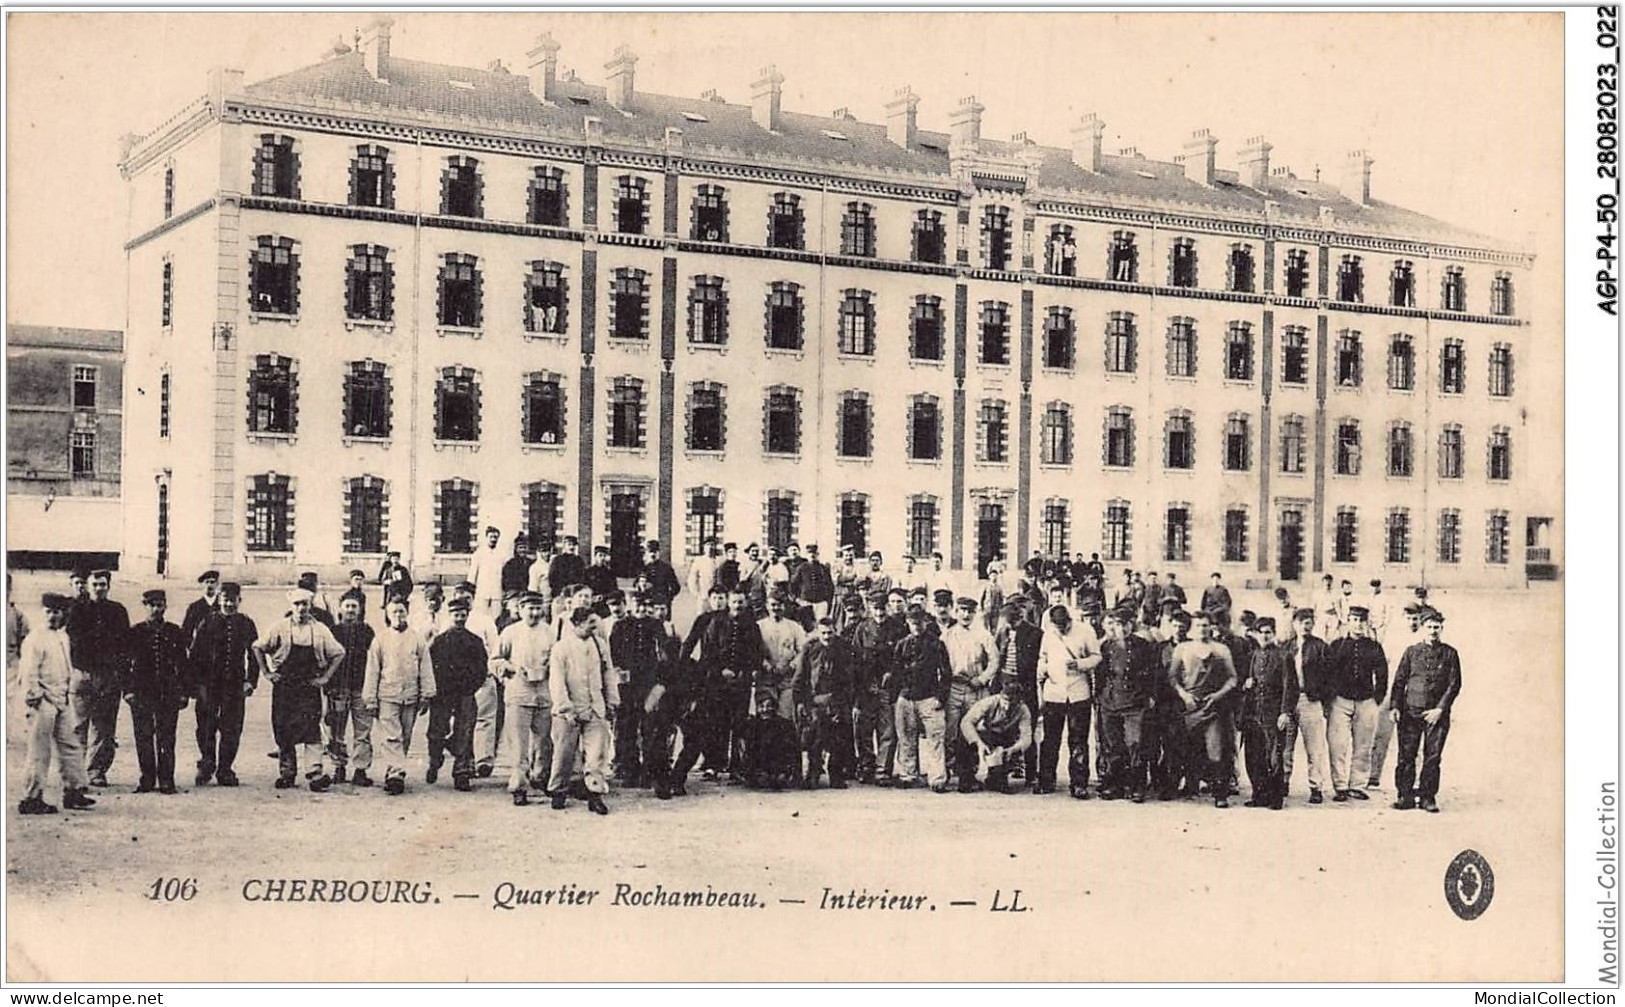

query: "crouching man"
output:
363 597 435 795
958 674 1034 794
744 689 800 790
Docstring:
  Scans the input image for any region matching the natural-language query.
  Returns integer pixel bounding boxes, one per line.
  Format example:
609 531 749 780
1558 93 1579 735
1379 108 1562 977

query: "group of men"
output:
9 535 1463 819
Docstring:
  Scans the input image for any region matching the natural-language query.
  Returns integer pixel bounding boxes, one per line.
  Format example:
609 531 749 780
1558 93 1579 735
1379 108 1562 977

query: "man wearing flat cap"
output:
181 570 223 645
427 595 486 791
489 591 554 805
254 587 346 791
1389 608 1461 812
1280 606 1333 805
125 589 192 794
187 582 258 786
844 590 892 785
18 593 94 814
1368 602 1425 790
1238 616 1295 809
1325 605 1388 802
66 568 128 788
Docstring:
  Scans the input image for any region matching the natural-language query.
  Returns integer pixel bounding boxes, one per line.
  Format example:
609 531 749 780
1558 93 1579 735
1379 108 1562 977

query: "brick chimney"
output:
1183 129 1217 186
527 32 561 103
1071 113 1105 172
359 16 393 81
751 65 784 131
949 95 984 149
1238 135 1272 189
605 45 637 110
1343 149 1373 206
886 86 919 148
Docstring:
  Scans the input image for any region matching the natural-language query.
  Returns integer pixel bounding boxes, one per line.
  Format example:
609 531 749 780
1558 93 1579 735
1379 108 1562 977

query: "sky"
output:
5 10 1563 333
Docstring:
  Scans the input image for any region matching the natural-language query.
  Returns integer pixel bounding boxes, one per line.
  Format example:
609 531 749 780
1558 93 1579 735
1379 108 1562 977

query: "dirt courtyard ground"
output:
4 576 1563 982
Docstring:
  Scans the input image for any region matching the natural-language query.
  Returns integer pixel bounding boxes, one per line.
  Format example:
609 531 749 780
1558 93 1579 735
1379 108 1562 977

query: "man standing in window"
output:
124 590 192 795
67 569 128 788
187 582 258 787
1389 608 1461 812
466 526 506 620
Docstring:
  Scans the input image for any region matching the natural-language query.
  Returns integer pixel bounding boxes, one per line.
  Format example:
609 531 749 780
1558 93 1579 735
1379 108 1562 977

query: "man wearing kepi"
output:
254 587 345 792
325 595 377 787
490 591 555 805
18 594 94 814
1389 607 1461 813
124 589 193 794
180 570 223 644
67 569 128 788
1324 604 1387 803
426 595 486 792
362 595 435 796
1093 606 1158 802
187 582 258 787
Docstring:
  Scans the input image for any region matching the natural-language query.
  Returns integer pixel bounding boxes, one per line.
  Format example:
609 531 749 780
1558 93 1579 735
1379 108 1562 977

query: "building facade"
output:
118 20 1540 587
8 325 124 570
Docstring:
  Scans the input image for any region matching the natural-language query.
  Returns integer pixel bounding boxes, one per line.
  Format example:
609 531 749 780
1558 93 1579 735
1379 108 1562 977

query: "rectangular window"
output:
161 261 173 328
1489 344 1514 397
158 373 171 439
1041 406 1072 466
1284 249 1310 298
691 184 729 242
1109 232 1138 283
838 397 872 458
910 400 940 460
250 237 298 315
163 167 174 219
1169 239 1197 288
441 158 481 217
1105 313 1137 374
1386 510 1411 564
912 297 944 360
347 481 386 555
838 291 875 356
1042 504 1070 558
1334 508 1358 564
1279 416 1306 474
980 401 1009 463
439 485 474 554
1224 416 1250 471
436 370 479 442
768 194 804 250
1105 409 1134 468
1225 325 1253 381
1390 260 1416 307
529 167 567 226
523 261 568 335
253 135 297 199
1388 425 1414 477
1336 422 1362 476
913 211 946 264
1044 309 1074 370
1489 429 1512 481
1167 319 1196 378
72 365 97 408
249 357 296 435
439 255 480 328
1337 255 1364 303
982 206 1012 270
1441 339 1466 394
1438 426 1464 479
1336 332 1362 387
688 276 728 345
612 270 648 340
1282 328 1309 385
767 497 798 552
765 283 803 351
1437 510 1461 564
980 302 1010 365
353 146 392 209
689 493 720 555
1046 226 1077 277
1165 415 1194 470
347 245 393 322
766 391 799 454
616 177 648 235
1228 245 1255 293
1164 507 1191 562
1487 511 1510 565
1491 272 1515 316
1223 509 1249 563
1105 503 1131 562
909 499 938 559
345 362 390 439
841 203 876 258
1388 335 1415 391
70 431 95 477
688 386 724 452
608 381 644 449
248 476 291 553
1441 267 1467 311
525 377 564 445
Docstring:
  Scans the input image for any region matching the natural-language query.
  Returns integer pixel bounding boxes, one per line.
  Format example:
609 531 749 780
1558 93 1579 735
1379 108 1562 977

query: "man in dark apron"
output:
253 587 345 791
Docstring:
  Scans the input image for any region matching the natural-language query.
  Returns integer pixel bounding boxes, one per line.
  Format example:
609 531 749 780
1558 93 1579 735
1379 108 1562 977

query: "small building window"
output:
1224 509 1250 563
837 393 873 458
436 481 476 555
1041 501 1071 558
346 477 388 555
1227 244 1255 293
1281 327 1309 386
979 301 1010 365
687 383 725 452
1386 508 1411 564
688 275 728 345
1390 260 1416 307
912 296 944 361
841 202 876 258
1486 510 1511 565
838 494 870 555
252 134 298 199
1224 323 1253 381
1437 509 1462 565
72 365 97 409
1041 403 1073 466
1440 338 1467 394
523 261 568 335
438 253 481 328
162 166 175 219
247 354 297 435
1164 506 1191 563
1488 427 1512 481
1164 412 1194 470
1441 266 1467 312
70 431 95 477
1388 334 1416 391
344 360 391 439
1491 271 1515 316
161 261 173 328
768 193 804 250
1279 414 1306 474
982 206 1012 270
1336 254 1364 303
247 475 292 553
691 184 729 242
1437 425 1465 479
1104 501 1132 562
346 245 394 322
610 268 650 340
764 387 801 454
1489 343 1514 397
608 378 646 449
158 372 171 439
1334 507 1359 564
1105 311 1137 374
1169 238 1198 287
529 166 568 226
908 396 941 461
351 145 394 209
440 156 482 218
913 210 946 264
615 176 650 235
687 490 721 556
1335 420 1362 476
1166 317 1197 378
1104 407 1135 468
249 236 299 315
1335 330 1363 387
1108 230 1138 282
978 399 1009 464
768 494 801 552
1044 307 1074 370
435 367 480 442
766 282 803 351
523 374 566 446
1388 423 1414 477
838 289 875 356
1045 224 1076 276
908 497 939 560
1283 248 1310 298
1223 414 1251 471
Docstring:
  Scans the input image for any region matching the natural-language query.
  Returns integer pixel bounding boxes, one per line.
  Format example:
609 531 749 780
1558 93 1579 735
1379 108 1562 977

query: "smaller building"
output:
7 324 124 570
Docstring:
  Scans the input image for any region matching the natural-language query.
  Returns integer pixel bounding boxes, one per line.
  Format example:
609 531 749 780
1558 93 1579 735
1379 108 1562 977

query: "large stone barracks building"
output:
118 19 1537 586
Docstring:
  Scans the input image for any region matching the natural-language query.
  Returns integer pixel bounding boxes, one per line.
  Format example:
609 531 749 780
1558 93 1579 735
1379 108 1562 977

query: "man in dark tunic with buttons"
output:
124 589 192 794
180 570 222 645
67 569 129 788
1389 607 1462 813
187 582 258 786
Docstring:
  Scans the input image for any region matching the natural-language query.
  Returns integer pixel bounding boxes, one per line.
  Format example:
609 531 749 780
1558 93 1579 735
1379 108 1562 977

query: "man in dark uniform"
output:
1325 605 1388 802
377 550 414 604
1095 606 1160 802
180 570 222 644
682 587 765 782
547 536 587 599
796 617 855 789
845 591 887 784
790 543 835 621
1389 608 1461 812
502 535 535 599
714 542 742 594
1200 573 1232 627
610 592 662 787
584 546 618 607
641 606 694 799
1238 617 1296 809
68 568 129 787
123 590 191 794
742 689 800 789
325 596 377 787
678 583 729 667
426 595 487 791
187 582 258 786
640 540 683 608
997 599 1044 785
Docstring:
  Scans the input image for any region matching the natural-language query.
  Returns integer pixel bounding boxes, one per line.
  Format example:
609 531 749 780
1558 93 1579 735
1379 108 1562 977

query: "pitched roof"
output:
7 325 124 353
244 50 1507 251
